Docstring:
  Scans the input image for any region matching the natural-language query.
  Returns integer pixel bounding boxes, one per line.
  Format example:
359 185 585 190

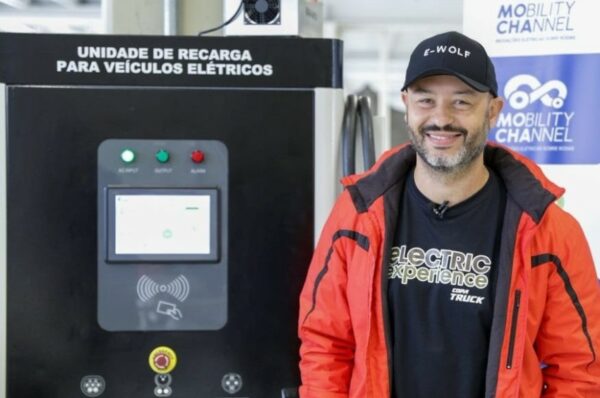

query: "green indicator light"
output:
120 149 136 163
156 149 170 163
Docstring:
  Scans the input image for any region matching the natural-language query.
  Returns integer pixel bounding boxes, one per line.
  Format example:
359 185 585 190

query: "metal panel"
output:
313 87 344 240
6 85 314 397
0 33 342 398
0 83 7 398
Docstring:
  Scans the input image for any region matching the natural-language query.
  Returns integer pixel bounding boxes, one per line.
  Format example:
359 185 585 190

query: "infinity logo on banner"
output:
487 53 600 165
495 71 574 156
504 74 567 110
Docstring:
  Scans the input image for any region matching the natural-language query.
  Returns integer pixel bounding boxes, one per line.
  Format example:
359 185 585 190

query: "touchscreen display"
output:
114 194 211 255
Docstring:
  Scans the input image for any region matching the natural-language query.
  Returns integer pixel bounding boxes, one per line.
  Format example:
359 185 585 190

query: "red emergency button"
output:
154 354 170 370
191 150 205 164
148 346 177 374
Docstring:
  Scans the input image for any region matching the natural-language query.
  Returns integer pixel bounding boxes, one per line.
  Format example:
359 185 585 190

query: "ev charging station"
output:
0 32 343 397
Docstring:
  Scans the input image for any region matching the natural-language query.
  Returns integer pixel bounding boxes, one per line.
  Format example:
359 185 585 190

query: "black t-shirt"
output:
388 169 506 398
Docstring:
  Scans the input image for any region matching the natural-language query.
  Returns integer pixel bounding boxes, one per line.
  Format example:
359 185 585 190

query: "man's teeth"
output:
428 133 459 140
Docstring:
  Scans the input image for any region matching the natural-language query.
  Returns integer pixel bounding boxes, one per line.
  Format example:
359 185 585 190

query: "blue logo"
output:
491 54 600 164
504 74 567 110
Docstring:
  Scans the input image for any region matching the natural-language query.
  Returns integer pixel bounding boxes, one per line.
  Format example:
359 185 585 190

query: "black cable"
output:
342 95 376 176
357 96 375 170
197 0 245 36
342 95 358 176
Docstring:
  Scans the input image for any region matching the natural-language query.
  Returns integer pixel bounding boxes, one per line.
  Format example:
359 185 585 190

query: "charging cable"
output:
198 0 245 36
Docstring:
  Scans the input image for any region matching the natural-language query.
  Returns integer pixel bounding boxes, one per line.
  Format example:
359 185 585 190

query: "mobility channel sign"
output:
495 1 576 40
490 53 600 164
463 0 600 57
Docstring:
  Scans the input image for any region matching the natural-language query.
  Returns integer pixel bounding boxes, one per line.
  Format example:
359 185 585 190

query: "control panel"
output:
97 139 228 331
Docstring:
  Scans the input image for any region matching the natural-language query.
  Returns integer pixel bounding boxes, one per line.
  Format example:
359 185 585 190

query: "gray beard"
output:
408 121 489 175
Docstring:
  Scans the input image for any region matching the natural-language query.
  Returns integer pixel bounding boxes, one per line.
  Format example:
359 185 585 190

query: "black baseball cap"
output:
402 31 498 97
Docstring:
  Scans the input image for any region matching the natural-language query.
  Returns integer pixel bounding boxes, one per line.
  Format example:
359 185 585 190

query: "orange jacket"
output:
299 143 600 397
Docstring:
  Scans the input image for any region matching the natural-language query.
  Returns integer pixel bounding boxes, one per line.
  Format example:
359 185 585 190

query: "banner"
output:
463 0 600 273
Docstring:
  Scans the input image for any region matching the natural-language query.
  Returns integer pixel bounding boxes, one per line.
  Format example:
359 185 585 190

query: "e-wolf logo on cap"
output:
423 45 471 58
504 74 568 110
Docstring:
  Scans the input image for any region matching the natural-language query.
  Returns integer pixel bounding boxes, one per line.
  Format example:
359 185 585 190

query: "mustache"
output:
420 124 468 135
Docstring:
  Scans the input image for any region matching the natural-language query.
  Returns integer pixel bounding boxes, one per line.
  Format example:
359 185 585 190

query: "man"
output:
298 31 600 397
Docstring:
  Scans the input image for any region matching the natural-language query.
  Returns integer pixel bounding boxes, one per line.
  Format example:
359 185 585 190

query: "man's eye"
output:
417 98 433 104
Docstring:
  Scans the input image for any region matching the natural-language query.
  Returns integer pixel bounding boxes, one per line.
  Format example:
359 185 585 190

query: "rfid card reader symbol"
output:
157 301 183 320
137 275 190 303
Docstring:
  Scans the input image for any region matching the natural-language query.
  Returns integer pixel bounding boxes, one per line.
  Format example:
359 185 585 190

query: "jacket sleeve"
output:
298 190 357 398
536 214 600 397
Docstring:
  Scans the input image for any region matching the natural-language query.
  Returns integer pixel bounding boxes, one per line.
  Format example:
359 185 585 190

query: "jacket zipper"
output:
506 289 521 369
370 213 393 397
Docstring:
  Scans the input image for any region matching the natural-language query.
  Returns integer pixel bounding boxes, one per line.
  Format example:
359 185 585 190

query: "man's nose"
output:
430 104 455 128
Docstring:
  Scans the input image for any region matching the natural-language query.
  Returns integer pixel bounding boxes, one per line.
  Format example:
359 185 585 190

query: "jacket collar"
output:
343 143 564 224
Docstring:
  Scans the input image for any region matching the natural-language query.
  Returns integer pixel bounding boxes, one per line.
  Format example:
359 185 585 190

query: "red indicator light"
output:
191 150 205 164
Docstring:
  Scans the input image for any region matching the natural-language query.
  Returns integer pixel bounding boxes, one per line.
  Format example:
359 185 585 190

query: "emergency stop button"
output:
149 346 177 374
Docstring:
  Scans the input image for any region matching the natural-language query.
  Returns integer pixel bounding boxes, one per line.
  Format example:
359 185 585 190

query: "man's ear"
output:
401 90 408 108
402 91 409 123
488 95 504 127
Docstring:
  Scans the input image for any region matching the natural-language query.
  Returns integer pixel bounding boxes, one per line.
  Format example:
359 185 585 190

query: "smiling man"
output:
299 31 600 398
